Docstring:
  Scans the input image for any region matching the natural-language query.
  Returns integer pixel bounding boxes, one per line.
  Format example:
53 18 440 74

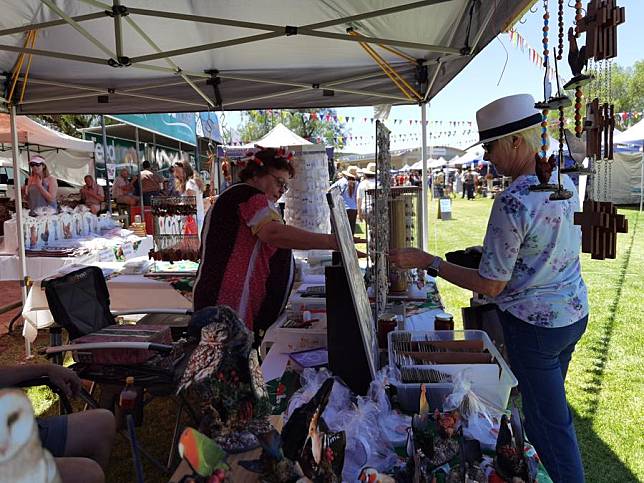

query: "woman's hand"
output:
28 175 41 187
389 247 433 269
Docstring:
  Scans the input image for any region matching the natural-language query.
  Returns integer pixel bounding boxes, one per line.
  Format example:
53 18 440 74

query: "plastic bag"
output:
284 368 351 425
368 366 410 447
443 370 508 450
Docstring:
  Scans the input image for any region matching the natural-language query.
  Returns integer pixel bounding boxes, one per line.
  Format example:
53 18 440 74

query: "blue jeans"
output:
500 311 588 483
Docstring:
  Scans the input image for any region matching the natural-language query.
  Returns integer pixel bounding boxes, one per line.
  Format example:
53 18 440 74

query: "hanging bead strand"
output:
557 0 565 60
540 0 550 158
574 0 583 37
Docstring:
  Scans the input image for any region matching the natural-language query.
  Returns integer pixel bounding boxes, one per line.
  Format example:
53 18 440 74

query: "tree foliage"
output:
34 114 101 136
546 60 644 141
237 109 349 148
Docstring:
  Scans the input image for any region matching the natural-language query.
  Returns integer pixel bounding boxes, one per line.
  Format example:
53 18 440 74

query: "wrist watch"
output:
425 256 442 277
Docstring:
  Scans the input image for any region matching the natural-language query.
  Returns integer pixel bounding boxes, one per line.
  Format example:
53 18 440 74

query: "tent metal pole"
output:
640 142 643 212
0 44 107 65
40 0 117 59
129 32 281 64
135 127 144 221
305 0 452 30
422 0 471 101
0 12 107 38
113 0 124 59
297 29 461 55
102 115 112 215
9 105 30 357
421 103 428 252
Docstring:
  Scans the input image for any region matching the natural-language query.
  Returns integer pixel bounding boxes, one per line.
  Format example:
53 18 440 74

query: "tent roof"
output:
0 114 94 152
0 0 533 114
79 123 194 150
255 123 313 147
615 120 644 144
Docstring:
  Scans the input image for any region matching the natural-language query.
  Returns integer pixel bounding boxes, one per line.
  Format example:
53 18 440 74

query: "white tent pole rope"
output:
39 0 117 60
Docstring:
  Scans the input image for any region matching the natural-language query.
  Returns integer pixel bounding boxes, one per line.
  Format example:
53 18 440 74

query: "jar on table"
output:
434 312 454 331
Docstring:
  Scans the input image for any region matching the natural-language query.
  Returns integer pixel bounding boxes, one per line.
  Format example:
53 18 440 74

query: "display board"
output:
327 188 378 379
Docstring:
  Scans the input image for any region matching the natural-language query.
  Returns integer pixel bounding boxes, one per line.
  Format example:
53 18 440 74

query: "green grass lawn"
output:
12 195 642 482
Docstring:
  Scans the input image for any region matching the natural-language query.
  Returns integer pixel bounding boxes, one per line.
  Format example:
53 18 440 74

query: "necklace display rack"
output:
149 195 200 262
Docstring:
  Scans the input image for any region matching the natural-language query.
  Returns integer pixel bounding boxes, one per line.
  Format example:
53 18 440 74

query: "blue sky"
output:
219 1 642 154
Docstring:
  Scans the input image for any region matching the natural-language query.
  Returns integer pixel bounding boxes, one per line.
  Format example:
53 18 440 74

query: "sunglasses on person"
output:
268 173 289 191
29 162 43 168
482 140 497 152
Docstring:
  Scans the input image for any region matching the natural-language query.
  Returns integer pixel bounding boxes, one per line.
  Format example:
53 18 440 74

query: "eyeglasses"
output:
268 173 289 191
482 140 497 153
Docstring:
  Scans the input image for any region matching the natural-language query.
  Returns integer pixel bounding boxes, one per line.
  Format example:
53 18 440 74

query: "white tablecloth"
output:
0 236 153 281
22 267 192 343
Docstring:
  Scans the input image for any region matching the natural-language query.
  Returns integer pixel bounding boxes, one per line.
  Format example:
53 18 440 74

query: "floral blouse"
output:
478 172 588 328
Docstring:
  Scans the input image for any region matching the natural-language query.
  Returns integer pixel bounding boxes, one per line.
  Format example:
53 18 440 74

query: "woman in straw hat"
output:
391 94 588 483
356 162 378 223
330 165 359 233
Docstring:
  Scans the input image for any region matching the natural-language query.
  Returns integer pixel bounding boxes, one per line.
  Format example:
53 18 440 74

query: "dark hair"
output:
238 148 295 183
142 160 151 169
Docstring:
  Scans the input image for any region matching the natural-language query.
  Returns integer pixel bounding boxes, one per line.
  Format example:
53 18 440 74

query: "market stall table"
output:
21 261 192 343
0 235 152 281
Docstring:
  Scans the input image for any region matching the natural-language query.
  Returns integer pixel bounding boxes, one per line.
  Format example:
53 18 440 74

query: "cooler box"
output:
71 324 172 365
130 206 154 235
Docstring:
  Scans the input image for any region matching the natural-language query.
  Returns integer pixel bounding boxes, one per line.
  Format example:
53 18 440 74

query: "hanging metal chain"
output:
606 59 613 202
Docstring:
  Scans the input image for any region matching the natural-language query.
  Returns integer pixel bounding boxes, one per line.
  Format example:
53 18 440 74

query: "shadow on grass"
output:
573 211 639 482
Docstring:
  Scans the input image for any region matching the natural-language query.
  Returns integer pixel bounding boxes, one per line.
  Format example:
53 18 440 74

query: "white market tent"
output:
449 145 484 166
0 0 536 353
253 122 313 147
0 114 94 187
614 119 644 145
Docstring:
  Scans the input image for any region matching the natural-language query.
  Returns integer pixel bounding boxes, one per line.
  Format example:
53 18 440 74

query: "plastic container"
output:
388 330 517 412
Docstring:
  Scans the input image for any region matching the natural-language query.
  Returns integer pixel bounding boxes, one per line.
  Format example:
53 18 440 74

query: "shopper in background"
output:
138 160 163 204
330 165 359 233
112 168 137 206
80 175 104 214
173 160 205 234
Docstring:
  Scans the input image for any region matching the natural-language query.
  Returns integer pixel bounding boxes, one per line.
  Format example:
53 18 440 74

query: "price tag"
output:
98 247 117 262
121 242 135 260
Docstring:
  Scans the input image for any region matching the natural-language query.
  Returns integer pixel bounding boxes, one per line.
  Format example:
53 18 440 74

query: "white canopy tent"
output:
614 119 644 145
0 114 94 187
0 0 535 354
449 145 484 166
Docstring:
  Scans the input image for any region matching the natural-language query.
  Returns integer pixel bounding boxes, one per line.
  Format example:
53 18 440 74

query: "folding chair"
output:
41 266 198 474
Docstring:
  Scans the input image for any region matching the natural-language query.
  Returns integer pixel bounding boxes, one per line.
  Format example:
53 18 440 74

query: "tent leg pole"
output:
9 105 31 357
102 115 111 215
136 127 144 220
421 103 428 252
640 142 643 212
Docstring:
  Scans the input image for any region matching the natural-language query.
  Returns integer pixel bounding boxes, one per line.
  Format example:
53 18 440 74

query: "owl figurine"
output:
0 389 61 483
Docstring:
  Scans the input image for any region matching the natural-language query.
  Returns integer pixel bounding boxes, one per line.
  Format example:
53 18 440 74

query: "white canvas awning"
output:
615 120 644 145
0 0 534 114
0 114 94 186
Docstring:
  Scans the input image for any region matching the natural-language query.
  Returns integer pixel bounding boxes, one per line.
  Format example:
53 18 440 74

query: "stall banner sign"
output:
196 112 223 144
109 113 198 146
438 198 452 220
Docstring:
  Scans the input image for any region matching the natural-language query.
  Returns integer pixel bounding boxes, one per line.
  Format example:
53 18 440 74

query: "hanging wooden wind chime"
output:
569 0 627 260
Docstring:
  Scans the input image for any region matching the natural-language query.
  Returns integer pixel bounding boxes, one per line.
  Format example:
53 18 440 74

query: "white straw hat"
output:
470 94 543 148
